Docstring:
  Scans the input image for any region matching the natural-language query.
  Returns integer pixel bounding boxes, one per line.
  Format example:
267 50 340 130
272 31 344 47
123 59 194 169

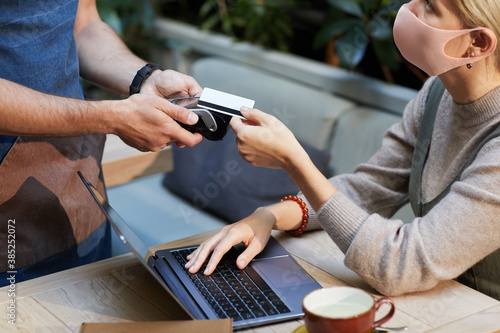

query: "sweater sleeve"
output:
336 140 500 296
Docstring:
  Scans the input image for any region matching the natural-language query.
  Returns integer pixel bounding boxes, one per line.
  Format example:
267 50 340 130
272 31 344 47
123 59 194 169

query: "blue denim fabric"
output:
0 221 111 287
0 0 84 164
0 136 17 165
0 1 110 279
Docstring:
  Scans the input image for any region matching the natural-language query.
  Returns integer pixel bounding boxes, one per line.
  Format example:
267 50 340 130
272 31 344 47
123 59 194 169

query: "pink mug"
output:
302 286 395 333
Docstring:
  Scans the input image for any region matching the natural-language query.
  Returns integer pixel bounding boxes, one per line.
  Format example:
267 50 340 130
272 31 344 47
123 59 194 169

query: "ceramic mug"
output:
302 286 395 333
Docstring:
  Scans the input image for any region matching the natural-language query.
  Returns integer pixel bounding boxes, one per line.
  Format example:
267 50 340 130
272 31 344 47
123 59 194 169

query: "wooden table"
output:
1 229 499 333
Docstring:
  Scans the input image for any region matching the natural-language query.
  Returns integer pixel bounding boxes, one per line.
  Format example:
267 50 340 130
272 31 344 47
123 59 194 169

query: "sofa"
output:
107 57 417 256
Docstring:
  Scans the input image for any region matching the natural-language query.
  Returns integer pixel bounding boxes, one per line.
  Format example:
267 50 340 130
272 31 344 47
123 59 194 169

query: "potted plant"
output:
197 0 297 52
82 0 161 99
97 0 158 59
313 0 425 84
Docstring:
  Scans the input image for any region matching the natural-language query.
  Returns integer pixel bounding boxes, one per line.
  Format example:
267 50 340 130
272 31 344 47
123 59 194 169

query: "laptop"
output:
78 171 322 330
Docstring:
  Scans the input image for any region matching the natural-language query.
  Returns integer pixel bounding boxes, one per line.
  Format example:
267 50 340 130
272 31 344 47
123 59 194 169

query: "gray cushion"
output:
328 107 414 222
329 107 401 175
163 131 330 222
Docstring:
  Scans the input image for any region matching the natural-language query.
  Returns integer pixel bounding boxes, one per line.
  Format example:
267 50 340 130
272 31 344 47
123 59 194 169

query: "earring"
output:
467 50 475 69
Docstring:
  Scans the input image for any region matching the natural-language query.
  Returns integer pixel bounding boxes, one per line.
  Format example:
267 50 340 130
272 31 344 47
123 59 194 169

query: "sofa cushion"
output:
328 106 401 175
190 57 355 150
328 106 415 222
163 130 330 222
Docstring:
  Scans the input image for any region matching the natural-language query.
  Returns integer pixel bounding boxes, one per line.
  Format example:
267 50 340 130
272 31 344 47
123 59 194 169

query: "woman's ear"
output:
471 28 498 57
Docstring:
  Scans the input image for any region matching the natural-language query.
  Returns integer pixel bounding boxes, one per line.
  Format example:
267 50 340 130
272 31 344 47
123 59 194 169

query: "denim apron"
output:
409 79 500 301
0 0 110 282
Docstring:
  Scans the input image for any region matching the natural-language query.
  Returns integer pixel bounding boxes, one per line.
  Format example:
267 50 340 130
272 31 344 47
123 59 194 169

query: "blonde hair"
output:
455 0 500 68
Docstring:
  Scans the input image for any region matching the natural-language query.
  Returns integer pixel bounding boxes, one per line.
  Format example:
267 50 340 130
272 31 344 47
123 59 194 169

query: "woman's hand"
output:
232 107 337 213
184 207 276 275
230 107 309 170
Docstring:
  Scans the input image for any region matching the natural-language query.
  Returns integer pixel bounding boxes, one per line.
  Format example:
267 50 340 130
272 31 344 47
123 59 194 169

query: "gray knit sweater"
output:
301 77 500 296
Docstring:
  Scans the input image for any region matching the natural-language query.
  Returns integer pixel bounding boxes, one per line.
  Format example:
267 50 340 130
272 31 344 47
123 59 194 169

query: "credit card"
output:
198 88 255 119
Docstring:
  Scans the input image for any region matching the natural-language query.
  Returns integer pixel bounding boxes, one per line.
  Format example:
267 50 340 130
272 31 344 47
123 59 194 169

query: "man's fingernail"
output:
240 106 250 113
238 259 246 267
188 112 199 124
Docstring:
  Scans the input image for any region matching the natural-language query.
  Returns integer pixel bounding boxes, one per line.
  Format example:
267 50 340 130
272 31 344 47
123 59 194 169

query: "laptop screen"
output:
78 171 149 261
79 171 207 321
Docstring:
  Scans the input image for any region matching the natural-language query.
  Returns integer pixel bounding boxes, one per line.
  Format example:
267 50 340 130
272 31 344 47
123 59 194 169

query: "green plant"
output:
198 0 297 52
82 0 160 99
97 0 158 59
314 0 406 82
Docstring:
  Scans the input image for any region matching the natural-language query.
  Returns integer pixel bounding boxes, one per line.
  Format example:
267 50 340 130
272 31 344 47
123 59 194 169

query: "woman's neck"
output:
439 61 500 104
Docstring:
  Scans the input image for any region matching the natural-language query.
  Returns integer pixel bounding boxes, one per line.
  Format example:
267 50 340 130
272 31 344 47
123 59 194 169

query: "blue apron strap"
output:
0 136 18 165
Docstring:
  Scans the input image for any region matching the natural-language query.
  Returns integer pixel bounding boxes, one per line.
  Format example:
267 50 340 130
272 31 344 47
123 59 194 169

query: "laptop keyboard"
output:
171 247 291 322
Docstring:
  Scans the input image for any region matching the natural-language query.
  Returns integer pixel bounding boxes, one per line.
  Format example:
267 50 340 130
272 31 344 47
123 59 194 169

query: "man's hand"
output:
230 107 305 170
112 93 203 152
124 69 204 149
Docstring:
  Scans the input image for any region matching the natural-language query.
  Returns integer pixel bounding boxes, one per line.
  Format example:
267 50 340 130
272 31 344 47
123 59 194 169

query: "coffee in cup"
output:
302 286 395 333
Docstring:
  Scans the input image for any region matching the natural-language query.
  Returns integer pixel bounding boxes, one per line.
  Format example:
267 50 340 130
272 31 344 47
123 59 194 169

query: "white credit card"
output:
198 88 255 119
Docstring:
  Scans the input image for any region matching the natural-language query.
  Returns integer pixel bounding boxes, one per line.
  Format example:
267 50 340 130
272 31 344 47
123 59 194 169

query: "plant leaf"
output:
199 0 215 17
141 1 154 29
221 16 233 35
199 14 220 31
327 0 364 18
367 14 392 39
379 0 406 16
361 0 379 14
334 22 368 69
372 38 401 70
313 18 360 48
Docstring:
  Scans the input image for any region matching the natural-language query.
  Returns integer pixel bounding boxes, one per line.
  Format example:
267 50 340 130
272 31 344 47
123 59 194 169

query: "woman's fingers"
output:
236 236 269 269
184 209 275 275
203 236 241 275
229 116 245 133
185 226 242 274
185 231 228 273
240 106 273 125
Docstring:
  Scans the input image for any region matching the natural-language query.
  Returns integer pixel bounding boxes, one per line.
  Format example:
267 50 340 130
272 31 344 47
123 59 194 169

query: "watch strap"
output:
129 63 162 96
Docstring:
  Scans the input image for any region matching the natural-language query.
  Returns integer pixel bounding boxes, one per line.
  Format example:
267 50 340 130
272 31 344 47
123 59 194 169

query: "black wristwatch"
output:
129 63 162 96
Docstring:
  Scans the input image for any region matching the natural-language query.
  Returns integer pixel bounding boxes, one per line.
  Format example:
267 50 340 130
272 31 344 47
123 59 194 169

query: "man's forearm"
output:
0 78 115 137
74 1 147 96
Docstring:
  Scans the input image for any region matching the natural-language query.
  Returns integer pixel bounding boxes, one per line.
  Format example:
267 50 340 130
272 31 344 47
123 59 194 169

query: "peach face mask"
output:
393 4 496 76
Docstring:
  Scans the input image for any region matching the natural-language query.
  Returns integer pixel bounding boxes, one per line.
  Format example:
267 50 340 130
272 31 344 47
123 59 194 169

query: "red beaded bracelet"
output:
280 195 309 236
